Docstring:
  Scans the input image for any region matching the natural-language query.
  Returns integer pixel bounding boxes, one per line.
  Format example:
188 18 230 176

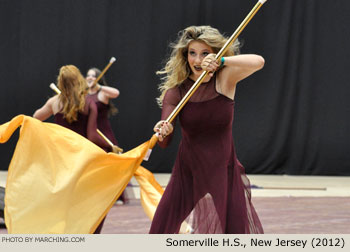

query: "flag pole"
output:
49 83 61 95
97 129 123 153
93 57 116 87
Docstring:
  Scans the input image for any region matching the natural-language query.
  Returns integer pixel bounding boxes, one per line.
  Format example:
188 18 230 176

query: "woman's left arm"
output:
97 85 120 104
202 53 264 99
219 54 265 84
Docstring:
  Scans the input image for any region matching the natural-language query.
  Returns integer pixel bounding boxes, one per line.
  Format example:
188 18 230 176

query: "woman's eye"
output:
189 51 196 56
202 52 209 56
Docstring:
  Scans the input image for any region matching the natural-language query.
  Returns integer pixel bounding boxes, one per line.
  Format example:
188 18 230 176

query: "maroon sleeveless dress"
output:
149 75 263 234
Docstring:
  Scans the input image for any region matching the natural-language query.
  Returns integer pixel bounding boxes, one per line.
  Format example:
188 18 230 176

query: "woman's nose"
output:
194 56 202 64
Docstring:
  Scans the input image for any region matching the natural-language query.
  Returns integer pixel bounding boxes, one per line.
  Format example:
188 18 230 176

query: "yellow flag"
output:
134 167 192 233
0 115 157 234
134 166 164 219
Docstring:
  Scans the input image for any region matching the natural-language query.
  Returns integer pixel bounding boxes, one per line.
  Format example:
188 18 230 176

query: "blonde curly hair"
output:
57 65 88 123
157 25 240 106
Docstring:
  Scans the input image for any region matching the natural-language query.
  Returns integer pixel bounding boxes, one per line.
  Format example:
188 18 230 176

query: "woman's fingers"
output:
202 54 219 72
163 122 173 134
153 121 164 133
154 121 173 141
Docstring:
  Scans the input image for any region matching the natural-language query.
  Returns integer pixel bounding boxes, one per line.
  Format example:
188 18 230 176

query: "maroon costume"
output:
149 75 263 234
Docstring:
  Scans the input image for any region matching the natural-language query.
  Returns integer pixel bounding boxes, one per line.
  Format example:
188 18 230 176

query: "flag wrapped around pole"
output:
0 115 157 233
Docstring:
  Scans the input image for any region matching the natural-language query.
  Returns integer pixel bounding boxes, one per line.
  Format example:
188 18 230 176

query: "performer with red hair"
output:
33 64 119 233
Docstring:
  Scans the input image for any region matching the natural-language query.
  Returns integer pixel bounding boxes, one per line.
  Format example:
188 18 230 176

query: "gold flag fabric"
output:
134 166 164 220
0 115 157 233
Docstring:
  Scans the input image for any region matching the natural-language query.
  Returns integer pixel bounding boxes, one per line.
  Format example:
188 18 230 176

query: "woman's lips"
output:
194 66 202 71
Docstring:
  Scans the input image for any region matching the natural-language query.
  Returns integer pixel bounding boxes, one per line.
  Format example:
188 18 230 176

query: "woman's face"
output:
86 69 97 88
187 40 213 80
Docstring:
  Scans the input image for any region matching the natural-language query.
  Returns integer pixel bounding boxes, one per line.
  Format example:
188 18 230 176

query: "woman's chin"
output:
190 69 202 77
